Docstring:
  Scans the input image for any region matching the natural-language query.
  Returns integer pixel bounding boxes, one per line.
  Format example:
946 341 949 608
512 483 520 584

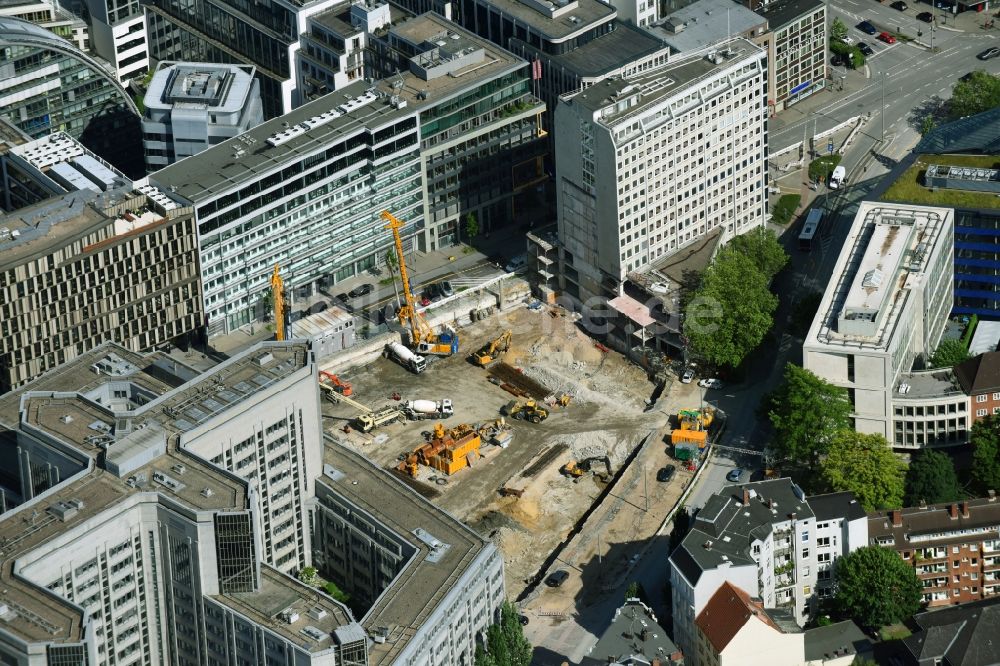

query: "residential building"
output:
314 441 506 664
956 351 1000 423
0 341 369 665
0 134 204 394
695 582 870 666
669 479 868 666
869 498 1000 608
296 0 384 104
538 38 767 308
0 17 142 176
141 62 264 172
580 598 684 665
81 0 148 84
902 599 1000 666
143 0 344 119
806 492 868 603
758 0 825 112
802 202 957 446
147 16 545 335
654 0 769 54
0 0 89 49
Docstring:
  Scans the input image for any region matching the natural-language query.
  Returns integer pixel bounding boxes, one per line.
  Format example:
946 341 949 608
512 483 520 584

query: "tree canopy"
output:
930 339 970 368
949 71 1000 120
830 17 848 40
726 227 789 281
669 505 692 553
475 601 532 666
904 448 963 506
834 546 922 629
768 364 851 469
684 247 778 368
971 415 1000 495
820 431 906 511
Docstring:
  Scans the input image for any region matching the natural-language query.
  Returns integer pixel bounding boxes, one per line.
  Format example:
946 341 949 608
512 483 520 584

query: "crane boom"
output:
271 264 285 341
382 210 436 346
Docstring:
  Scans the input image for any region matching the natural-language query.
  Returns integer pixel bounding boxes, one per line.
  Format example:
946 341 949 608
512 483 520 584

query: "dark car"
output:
978 47 1000 60
858 41 874 55
518 615 529 626
657 465 677 483
348 283 374 298
857 19 878 34
545 570 570 587
916 11 933 21
890 0 907 9
307 301 328 315
334 292 349 303
831 52 845 67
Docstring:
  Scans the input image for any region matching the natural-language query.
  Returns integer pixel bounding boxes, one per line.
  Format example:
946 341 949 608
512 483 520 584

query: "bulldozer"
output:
501 399 548 423
560 456 613 481
471 330 512 367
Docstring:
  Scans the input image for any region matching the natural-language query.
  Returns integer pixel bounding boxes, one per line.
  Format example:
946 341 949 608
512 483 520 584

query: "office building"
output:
802 202 957 446
669 479 868 666
0 341 368 665
141 62 264 172
869 498 1000 608
297 0 383 105
144 0 344 119
902 599 1000 666
655 0 768 54
758 0 825 112
580 599 684 665
81 0 148 84
0 134 204 394
0 17 142 175
148 16 545 335
956 352 1000 423
315 441 506 664
535 39 766 306
0 0 88 49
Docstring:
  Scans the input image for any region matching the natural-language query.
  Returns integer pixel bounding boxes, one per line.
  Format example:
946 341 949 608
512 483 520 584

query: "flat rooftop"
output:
0 191 110 270
895 369 963 400
881 154 1000 211
655 0 767 53
758 0 823 28
482 0 615 41
145 62 256 112
567 38 762 125
320 440 491 665
810 202 953 349
215 565 359 651
528 21 666 78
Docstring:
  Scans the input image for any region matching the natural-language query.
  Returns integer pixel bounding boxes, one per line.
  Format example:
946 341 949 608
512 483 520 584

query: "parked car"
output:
334 292 350 303
890 1 907 10
419 293 432 306
878 31 897 43
307 301 328 315
505 255 527 272
978 47 1000 60
349 283 374 298
831 53 845 67
657 465 677 483
840 35 856 45
698 378 725 390
829 165 847 190
681 368 695 384
545 570 570 587
518 615 530 626
726 468 744 483
858 42 874 55
857 19 878 35
916 11 933 21
649 281 669 294
439 280 454 297
424 283 442 300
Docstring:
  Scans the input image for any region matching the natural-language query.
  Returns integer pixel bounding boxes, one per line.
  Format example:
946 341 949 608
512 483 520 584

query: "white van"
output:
829 165 846 190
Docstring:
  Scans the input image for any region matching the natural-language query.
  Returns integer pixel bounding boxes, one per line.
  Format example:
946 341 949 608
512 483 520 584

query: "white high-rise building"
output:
540 38 768 304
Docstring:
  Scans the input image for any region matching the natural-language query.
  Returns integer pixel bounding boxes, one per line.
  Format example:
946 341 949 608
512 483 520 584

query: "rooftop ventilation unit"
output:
301 626 326 641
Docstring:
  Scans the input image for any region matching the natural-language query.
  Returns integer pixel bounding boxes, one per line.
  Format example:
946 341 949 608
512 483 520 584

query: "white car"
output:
681 368 695 384
840 35 856 45
649 281 669 294
698 378 725 390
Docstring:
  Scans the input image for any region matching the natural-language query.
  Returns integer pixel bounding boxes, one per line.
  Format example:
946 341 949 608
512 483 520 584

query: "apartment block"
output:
869 498 1000 608
669 479 868 666
803 202 957 446
0 341 367 666
540 39 767 305
0 0 89 49
0 134 203 394
315 442 506 665
297 0 381 104
141 62 264 172
81 0 148 84
956 352 1000 423
758 0 825 112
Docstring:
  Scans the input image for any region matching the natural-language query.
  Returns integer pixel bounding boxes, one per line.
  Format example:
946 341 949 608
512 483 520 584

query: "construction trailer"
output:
670 407 715 449
397 422 482 477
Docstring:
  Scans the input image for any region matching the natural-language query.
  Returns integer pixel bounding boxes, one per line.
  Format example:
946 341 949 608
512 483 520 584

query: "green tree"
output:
768 364 851 470
322 580 350 604
684 249 778 368
726 227 789 280
624 581 650 604
930 338 970 368
920 115 938 136
465 212 480 240
820 432 906 511
475 601 532 666
949 71 1000 120
830 17 848 41
971 415 1000 494
904 449 963 506
298 566 318 585
385 247 398 274
834 546 922 628
669 505 692 553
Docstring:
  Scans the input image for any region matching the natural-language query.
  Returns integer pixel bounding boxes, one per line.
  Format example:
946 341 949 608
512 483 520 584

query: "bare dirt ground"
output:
322 305 669 593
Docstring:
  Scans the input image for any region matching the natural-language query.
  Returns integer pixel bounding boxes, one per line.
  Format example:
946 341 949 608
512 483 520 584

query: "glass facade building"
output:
954 209 1000 318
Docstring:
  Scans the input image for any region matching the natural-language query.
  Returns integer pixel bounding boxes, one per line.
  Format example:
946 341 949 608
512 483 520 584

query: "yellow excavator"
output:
471 330 512 367
501 399 548 423
382 211 458 356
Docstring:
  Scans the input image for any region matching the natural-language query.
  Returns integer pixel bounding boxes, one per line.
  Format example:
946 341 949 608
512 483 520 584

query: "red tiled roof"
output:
696 582 780 652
